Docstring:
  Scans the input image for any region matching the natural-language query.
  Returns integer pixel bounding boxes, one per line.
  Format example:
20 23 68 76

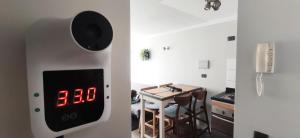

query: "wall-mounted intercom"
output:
198 60 210 69
227 36 236 41
26 11 113 138
255 43 275 96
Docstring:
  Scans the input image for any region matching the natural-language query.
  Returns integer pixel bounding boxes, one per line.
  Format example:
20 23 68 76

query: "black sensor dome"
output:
71 11 113 51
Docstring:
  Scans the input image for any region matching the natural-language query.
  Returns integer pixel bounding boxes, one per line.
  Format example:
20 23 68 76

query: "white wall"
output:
131 21 237 98
235 0 300 138
0 0 130 138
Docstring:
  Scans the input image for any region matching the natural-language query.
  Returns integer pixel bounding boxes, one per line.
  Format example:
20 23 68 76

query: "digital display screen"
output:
56 87 97 107
43 69 104 131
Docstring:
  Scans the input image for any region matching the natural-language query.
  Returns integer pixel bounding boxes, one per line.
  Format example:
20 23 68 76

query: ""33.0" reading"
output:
56 87 97 107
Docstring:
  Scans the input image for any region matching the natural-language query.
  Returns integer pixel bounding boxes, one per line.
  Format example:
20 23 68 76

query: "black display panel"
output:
43 69 104 132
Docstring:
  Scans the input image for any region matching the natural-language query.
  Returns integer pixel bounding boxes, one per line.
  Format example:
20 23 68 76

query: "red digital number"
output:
73 88 83 104
87 87 96 102
57 87 96 107
57 90 68 107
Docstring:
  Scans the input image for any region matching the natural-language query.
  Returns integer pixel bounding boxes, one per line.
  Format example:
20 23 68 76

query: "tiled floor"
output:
131 129 232 138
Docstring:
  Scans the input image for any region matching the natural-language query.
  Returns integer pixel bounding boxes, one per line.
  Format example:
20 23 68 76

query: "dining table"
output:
139 84 202 138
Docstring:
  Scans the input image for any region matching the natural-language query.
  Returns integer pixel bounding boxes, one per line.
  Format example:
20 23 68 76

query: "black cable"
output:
56 136 64 138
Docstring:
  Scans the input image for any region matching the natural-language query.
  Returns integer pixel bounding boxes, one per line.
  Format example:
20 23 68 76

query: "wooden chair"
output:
139 86 159 137
164 93 193 136
191 88 211 136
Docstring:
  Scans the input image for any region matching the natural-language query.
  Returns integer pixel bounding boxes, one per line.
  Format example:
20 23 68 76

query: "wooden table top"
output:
155 91 180 98
141 84 201 100
143 87 170 94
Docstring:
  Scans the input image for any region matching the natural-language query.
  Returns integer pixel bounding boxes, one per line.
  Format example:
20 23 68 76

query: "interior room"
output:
130 0 237 137
1 0 300 138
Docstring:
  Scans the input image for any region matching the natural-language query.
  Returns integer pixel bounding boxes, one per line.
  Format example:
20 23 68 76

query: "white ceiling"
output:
131 0 238 37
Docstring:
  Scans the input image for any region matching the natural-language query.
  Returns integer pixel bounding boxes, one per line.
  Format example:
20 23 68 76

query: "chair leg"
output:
193 113 197 132
138 118 141 133
189 115 195 137
189 115 193 130
173 122 177 135
204 106 211 135
153 112 156 137
169 119 174 134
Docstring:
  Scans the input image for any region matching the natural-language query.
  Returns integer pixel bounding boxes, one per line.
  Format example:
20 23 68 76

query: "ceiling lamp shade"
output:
204 0 221 11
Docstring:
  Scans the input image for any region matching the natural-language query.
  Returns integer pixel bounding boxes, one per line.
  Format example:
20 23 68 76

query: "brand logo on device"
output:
61 112 78 122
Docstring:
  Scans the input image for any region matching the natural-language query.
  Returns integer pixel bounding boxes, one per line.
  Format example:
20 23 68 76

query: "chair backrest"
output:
192 88 207 110
192 88 207 101
174 93 192 119
159 83 173 88
131 89 140 104
131 89 137 99
140 86 158 91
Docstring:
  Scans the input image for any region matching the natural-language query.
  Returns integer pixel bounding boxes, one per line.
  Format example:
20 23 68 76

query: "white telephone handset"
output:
256 43 275 96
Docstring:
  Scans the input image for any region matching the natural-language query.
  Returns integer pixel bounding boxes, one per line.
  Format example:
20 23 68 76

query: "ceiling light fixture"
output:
204 0 221 11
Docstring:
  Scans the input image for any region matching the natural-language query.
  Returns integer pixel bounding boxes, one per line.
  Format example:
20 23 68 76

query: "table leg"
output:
159 101 165 138
140 95 145 138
